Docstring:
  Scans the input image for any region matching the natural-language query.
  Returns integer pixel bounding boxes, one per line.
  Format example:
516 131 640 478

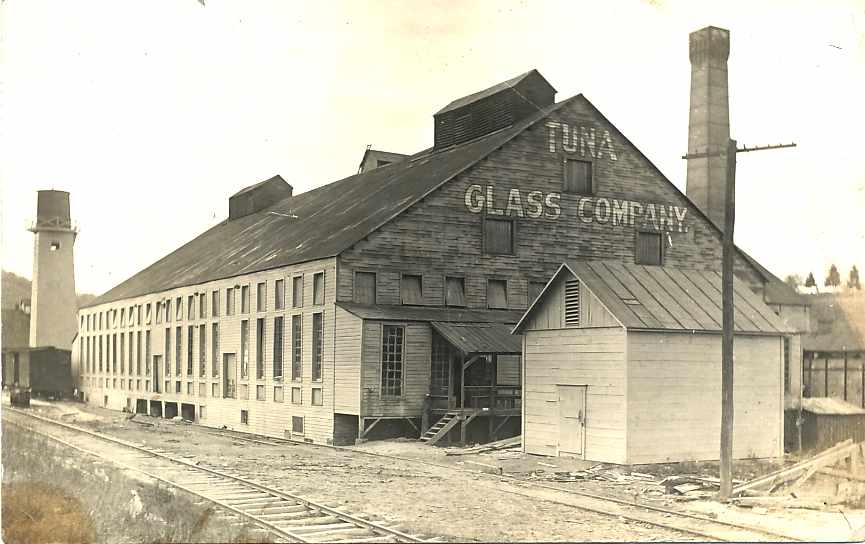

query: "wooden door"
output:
557 385 586 457
223 353 236 398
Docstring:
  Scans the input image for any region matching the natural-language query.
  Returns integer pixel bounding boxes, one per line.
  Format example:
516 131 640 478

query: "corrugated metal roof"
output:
336 302 522 324
803 294 865 352
516 261 793 335
435 69 555 115
431 321 522 354
85 99 571 308
802 397 865 415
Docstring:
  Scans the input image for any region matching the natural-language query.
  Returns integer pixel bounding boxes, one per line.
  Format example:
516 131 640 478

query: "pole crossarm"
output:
681 142 796 160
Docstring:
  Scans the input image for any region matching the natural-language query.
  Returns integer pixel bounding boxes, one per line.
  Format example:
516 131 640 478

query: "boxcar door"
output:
557 385 586 457
223 353 236 398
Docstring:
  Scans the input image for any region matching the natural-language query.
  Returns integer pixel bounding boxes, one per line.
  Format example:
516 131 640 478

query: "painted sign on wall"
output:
545 121 618 161
464 185 689 232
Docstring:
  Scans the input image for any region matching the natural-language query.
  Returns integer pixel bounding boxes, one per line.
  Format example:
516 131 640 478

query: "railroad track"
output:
194 423 804 542
3 408 436 544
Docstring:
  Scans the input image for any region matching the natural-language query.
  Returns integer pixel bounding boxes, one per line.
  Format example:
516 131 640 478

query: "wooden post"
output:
807 353 812 397
719 139 736 501
825 357 829 397
489 354 498 441
844 350 849 401
861 359 864 408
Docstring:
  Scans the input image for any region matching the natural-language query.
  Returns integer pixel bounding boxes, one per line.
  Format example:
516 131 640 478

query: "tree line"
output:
784 265 860 293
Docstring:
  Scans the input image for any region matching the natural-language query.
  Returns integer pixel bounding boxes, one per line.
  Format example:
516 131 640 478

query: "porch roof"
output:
431 321 522 354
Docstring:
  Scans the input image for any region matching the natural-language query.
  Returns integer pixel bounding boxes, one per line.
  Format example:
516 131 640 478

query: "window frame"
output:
312 271 325 306
486 278 509 309
634 230 664 266
274 279 285 310
292 275 304 308
400 273 424 305
482 216 516 256
563 158 594 195
311 312 323 382
353 270 377 305
380 323 406 398
444 275 467 307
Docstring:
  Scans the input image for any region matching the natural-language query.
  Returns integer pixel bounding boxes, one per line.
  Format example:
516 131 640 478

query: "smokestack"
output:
686 26 731 230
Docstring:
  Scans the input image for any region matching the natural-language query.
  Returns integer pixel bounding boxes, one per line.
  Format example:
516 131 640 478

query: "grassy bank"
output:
1 422 270 543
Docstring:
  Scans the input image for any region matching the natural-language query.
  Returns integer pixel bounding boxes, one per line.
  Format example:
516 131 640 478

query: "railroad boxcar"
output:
2 346 74 400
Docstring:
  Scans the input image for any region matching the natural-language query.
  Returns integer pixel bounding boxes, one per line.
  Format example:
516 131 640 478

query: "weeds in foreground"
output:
2 425 270 543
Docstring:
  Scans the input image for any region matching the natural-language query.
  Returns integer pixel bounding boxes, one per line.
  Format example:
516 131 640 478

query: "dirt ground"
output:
9 398 865 542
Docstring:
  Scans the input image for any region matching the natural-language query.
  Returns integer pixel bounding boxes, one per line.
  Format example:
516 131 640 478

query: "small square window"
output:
292 415 304 434
312 388 323 406
400 274 423 305
354 272 376 304
291 386 302 404
564 159 593 194
256 384 265 401
487 279 508 309
635 231 663 266
49 241 61 251
240 410 249 424
483 218 514 255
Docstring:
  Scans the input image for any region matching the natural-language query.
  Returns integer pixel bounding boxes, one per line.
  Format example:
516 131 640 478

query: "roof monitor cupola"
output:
433 69 556 150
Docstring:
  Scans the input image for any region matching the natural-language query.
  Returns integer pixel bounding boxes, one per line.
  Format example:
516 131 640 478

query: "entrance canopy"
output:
430 321 521 355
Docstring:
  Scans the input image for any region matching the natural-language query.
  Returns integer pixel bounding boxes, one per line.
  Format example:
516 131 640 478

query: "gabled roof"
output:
86 99 571 308
514 260 793 335
435 69 556 115
738 250 808 306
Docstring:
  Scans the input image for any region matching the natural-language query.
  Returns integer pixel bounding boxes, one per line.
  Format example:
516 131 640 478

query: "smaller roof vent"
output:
229 175 293 221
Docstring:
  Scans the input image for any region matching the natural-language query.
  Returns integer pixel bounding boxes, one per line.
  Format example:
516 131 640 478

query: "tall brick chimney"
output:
686 26 731 230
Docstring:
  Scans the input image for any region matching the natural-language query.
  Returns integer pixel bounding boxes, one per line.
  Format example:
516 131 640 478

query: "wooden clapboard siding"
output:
79 257 340 444
360 320 431 417
626 331 783 464
338 97 765 314
334 305 362 414
522 327 627 463
523 273 619 331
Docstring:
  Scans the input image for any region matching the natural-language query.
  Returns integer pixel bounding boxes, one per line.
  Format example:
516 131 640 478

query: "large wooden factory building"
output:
78 28 804 448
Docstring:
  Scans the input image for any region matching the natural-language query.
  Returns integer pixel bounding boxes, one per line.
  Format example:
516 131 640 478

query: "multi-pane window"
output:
120 333 126 374
313 272 324 306
240 320 249 378
274 386 284 403
292 276 303 308
273 316 284 379
120 308 126 328
165 299 171 323
145 330 151 375
312 313 323 381
241 409 249 424
291 387 302 405
128 331 134 374
400 274 423 305
156 302 162 324
445 277 466 307
188 295 195 321
257 282 266 312
176 297 182 321
256 385 265 401
146 303 152 325
292 415 304 434
165 328 171 375
291 315 302 380
483 218 514 255
199 293 206 319
487 279 508 309
312 388 323 406
256 318 265 380
226 288 235 316
212 290 220 317
275 279 285 310
112 334 117 373
354 272 376 304
635 231 663 265
198 324 206 377
528 281 546 306
99 335 103 371
187 326 194 375
381 325 404 397
175 327 182 376
241 285 250 314
564 159 592 194
211 323 220 377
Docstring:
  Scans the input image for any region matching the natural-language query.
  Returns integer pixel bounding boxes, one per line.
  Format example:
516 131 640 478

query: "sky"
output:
1 0 863 296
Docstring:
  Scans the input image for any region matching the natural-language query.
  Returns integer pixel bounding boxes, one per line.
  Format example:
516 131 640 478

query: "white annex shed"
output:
513 260 794 465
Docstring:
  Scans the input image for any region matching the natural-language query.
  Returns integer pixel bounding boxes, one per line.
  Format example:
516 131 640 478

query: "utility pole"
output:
684 140 796 500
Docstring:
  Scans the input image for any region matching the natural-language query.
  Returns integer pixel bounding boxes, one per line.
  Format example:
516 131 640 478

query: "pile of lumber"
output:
729 439 865 509
445 435 520 456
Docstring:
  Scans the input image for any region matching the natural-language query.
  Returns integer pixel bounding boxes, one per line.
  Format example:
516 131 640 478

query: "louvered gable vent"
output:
564 279 581 327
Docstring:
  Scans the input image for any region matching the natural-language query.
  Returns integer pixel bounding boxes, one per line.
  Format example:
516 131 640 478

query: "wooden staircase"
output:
420 411 460 446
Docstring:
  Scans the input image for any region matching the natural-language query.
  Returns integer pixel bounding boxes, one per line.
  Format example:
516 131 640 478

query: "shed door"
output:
557 385 586 456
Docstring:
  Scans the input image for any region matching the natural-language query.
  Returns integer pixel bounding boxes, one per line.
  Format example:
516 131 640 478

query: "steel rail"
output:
4 409 428 544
